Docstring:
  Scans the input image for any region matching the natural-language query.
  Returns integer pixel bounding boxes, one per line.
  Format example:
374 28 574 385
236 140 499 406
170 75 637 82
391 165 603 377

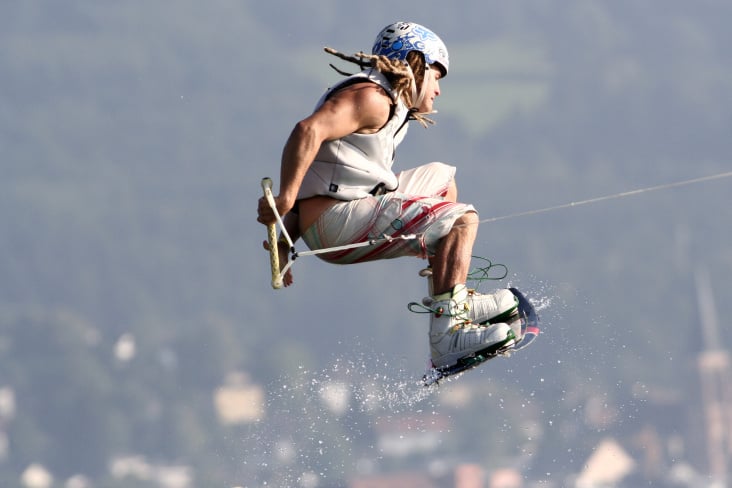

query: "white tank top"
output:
297 68 411 201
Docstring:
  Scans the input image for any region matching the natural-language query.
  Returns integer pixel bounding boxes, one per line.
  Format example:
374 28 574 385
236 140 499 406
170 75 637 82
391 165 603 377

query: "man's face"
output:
417 64 442 113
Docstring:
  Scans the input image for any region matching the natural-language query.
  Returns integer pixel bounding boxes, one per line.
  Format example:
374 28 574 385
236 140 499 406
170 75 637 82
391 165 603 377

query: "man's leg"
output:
429 211 478 295
426 210 520 368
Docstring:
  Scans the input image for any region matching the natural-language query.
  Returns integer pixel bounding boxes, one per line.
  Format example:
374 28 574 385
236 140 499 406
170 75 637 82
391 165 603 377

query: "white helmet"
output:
372 22 449 77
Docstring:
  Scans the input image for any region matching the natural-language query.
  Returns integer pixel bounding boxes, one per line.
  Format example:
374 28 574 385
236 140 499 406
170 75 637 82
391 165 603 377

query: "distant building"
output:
574 437 635 487
488 467 522 488
695 267 732 484
213 372 265 424
350 471 438 488
373 413 451 458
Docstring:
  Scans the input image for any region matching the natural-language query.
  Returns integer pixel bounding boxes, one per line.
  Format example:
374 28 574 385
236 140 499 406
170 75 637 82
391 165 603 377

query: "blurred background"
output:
1 1 731 487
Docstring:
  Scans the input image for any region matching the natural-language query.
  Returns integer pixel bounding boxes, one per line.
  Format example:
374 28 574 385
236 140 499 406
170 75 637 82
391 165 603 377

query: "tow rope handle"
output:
261 178 283 289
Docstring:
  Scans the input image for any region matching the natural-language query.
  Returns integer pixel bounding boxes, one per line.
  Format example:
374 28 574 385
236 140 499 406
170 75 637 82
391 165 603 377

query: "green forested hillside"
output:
1 1 731 486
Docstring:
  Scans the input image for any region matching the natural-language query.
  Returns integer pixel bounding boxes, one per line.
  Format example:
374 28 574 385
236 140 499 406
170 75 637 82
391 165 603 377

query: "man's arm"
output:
257 82 393 226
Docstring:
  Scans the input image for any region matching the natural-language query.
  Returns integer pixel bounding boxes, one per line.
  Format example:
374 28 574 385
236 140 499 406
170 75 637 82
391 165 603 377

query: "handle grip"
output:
261 178 283 289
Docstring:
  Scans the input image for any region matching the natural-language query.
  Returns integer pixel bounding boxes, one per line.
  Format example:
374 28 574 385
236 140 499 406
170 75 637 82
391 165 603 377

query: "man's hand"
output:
257 194 292 226
257 184 299 288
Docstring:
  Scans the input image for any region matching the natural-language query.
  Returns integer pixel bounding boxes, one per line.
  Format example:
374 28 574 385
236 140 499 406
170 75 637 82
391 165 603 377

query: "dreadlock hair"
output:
324 47 435 127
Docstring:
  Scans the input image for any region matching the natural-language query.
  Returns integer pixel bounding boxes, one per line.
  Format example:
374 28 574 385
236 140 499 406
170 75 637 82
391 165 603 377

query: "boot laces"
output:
407 295 475 331
408 255 509 328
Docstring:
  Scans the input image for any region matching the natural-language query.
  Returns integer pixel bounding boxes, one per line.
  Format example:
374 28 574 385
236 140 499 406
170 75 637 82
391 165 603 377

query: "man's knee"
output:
456 210 478 227
443 211 478 240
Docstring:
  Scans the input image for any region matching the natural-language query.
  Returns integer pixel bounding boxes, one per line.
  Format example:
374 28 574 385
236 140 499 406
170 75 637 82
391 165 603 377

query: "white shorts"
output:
301 162 476 264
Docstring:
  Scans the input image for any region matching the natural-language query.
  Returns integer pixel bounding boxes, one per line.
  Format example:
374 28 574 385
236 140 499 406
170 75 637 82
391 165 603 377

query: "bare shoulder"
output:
339 81 392 104
321 82 393 133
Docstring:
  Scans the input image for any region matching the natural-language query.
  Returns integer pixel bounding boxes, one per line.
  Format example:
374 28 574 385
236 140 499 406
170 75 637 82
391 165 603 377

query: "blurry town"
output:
2 268 730 488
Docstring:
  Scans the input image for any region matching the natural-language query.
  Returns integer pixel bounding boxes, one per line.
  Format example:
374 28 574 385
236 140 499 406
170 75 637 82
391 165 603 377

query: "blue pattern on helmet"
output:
371 22 448 74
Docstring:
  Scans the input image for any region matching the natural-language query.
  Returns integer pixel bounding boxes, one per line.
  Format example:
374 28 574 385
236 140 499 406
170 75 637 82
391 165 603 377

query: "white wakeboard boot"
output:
429 284 516 368
420 268 519 328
